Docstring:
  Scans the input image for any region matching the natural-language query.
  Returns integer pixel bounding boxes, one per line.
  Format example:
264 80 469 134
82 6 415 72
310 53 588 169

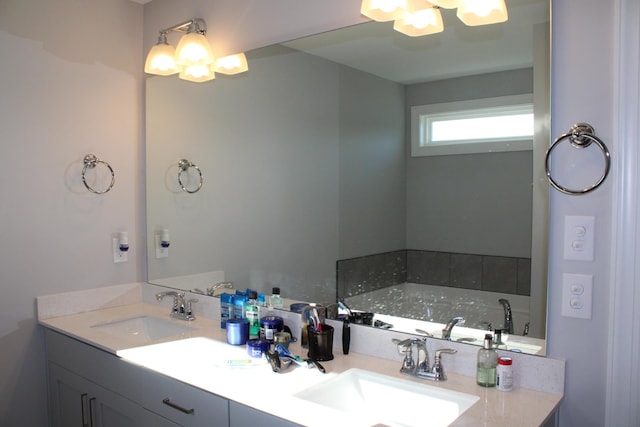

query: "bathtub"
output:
343 282 531 337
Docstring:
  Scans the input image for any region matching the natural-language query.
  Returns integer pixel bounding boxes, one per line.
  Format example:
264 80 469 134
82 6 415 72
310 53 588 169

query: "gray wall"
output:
147 46 405 302
405 69 533 257
338 66 406 259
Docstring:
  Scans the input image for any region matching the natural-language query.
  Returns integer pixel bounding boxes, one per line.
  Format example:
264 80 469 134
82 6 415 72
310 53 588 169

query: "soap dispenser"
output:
477 334 498 387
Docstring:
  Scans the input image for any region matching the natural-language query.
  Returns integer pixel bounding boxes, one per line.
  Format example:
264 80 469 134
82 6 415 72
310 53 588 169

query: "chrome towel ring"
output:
545 123 611 195
82 154 115 194
177 159 203 194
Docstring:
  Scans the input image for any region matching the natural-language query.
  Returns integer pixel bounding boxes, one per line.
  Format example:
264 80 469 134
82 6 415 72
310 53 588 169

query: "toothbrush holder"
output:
307 325 334 361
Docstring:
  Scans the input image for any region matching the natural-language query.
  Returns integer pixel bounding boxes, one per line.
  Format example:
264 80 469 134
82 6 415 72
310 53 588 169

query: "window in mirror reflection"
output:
411 94 534 157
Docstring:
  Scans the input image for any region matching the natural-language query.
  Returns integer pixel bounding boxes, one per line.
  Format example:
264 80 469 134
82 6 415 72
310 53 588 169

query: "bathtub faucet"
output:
498 298 514 334
441 316 465 340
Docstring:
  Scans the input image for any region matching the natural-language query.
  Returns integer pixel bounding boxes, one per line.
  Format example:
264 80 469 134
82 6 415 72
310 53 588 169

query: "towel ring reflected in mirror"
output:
82 154 115 194
545 123 611 195
177 159 203 194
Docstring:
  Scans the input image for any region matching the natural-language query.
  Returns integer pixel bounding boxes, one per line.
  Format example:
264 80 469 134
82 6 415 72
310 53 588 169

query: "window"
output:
411 94 534 157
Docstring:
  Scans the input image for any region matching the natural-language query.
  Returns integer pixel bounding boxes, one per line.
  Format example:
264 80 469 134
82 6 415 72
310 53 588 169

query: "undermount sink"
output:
295 368 479 427
91 315 195 341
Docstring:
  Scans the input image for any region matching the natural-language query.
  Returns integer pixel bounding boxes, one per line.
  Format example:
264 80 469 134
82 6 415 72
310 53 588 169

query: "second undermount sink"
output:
91 315 195 341
295 368 479 427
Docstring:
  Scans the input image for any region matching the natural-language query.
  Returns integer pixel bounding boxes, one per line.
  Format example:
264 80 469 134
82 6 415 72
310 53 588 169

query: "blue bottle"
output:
233 294 247 320
220 293 234 329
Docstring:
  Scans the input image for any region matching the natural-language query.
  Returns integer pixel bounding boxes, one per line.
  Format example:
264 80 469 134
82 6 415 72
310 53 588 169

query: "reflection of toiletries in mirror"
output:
220 293 234 328
270 287 283 308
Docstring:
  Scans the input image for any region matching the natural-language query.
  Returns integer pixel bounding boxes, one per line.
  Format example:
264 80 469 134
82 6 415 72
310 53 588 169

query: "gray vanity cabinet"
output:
229 401 301 427
45 329 228 427
48 362 179 427
45 329 300 427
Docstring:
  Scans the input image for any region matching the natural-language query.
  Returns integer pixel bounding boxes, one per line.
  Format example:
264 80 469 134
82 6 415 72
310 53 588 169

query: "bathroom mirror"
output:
146 0 550 352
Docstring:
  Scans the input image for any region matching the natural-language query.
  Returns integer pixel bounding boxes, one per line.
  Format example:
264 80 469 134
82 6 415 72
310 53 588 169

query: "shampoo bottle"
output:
477 334 498 387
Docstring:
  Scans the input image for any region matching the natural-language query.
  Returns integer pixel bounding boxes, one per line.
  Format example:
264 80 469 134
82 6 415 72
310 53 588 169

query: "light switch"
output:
562 273 592 319
563 216 595 261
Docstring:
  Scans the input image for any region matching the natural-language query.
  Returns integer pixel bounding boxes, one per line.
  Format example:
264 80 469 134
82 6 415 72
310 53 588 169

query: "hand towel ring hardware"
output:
177 159 203 193
82 154 115 194
545 123 611 195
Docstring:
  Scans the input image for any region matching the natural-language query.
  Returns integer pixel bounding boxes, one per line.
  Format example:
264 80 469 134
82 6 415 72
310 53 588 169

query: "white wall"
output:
0 1 144 425
0 0 634 426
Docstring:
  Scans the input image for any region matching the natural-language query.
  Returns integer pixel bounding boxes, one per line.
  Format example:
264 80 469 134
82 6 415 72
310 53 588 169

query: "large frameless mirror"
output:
146 0 550 355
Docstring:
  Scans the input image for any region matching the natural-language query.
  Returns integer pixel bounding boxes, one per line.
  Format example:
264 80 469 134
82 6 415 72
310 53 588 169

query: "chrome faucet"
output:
395 337 456 381
156 291 197 321
206 281 234 296
498 299 514 334
441 316 465 340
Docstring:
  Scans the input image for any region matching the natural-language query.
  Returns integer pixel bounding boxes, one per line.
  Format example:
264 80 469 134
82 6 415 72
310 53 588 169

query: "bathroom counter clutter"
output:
39 301 562 427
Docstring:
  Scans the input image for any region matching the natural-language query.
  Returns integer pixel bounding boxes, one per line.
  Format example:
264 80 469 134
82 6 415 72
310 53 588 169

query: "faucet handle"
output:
186 299 198 317
431 348 457 381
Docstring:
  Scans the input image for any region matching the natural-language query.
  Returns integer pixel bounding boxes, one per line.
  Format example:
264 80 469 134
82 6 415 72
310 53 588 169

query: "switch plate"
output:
561 273 593 319
563 216 595 261
112 238 128 263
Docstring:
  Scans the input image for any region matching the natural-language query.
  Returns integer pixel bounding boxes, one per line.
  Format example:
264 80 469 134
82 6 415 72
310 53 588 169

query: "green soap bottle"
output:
477 334 498 387
245 291 260 338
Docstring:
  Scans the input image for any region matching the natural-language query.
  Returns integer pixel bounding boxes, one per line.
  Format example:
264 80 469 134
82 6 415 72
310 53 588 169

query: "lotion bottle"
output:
477 334 498 387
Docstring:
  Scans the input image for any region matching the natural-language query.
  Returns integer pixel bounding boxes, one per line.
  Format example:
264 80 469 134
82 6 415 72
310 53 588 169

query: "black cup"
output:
307 325 334 361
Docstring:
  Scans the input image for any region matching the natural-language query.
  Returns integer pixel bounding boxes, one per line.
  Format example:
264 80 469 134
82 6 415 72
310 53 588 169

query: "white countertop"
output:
39 298 562 427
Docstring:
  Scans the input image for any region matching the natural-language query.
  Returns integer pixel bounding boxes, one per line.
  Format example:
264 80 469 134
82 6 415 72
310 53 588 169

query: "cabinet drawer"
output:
45 329 228 427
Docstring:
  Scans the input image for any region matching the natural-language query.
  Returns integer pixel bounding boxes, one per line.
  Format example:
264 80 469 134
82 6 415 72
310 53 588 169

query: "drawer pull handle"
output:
89 397 97 427
80 393 89 427
162 398 195 414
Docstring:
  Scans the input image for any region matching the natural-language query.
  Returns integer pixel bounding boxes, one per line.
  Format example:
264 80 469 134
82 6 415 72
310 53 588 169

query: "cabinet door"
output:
48 363 179 427
48 363 87 427
229 401 301 427
92 381 179 427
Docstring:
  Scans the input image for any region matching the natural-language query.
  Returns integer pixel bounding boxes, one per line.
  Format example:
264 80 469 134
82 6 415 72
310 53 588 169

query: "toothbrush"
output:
275 344 326 373
312 308 322 331
274 344 306 365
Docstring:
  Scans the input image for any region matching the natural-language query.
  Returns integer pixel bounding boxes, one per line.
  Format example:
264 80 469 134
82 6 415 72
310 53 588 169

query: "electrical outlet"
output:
561 273 592 319
563 216 595 261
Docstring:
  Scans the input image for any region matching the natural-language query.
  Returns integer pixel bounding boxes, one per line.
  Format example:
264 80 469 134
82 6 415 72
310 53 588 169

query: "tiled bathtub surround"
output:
336 250 406 299
337 249 531 298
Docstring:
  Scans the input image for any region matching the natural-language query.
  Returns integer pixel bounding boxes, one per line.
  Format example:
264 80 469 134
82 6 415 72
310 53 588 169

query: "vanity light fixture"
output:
394 1 444 36
214 53 249 75
145 18 248 83
361 0 507 36
429 0 462 8
456 0 508 26
361 0 409 22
